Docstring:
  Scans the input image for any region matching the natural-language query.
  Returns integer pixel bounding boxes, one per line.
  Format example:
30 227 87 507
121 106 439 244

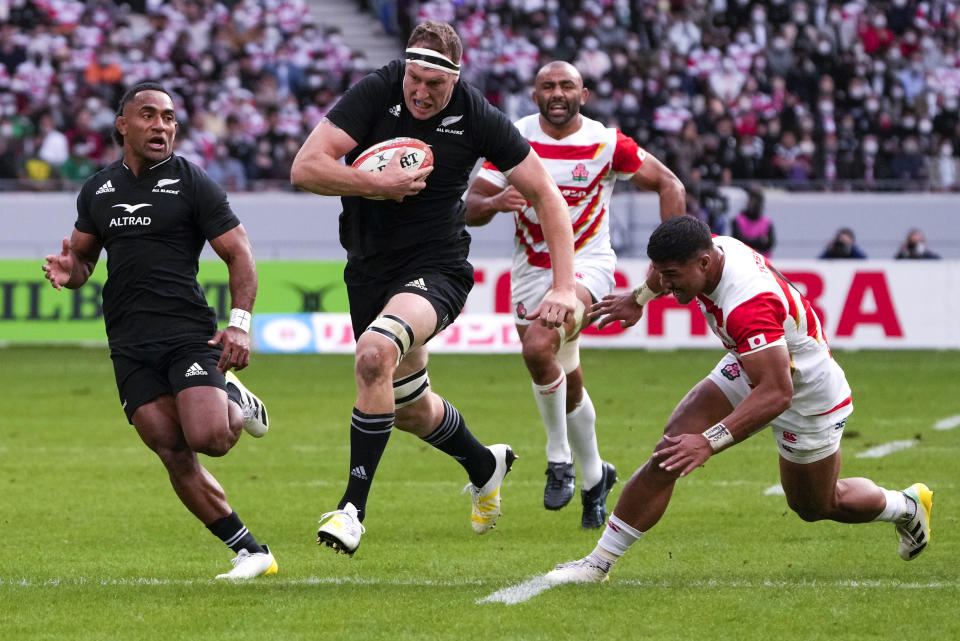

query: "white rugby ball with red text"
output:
351 137 434 200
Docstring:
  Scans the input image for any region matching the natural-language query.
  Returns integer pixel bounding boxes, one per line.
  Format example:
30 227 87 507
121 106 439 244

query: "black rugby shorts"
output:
346 262 474 341
110 340 227 423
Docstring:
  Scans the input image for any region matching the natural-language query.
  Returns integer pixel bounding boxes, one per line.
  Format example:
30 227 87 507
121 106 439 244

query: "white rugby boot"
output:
317 502 365 556
545 555 611 584
896 483 933 560
216 545 278 579
225 370 269 437
465 444 517 534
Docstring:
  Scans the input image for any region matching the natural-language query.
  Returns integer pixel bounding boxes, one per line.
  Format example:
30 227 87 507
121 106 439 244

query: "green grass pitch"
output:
1 346 957 640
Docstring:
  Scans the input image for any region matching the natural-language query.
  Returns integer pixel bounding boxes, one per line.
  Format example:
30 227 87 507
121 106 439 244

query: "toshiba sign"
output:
466 259 960 350
254 259 960 353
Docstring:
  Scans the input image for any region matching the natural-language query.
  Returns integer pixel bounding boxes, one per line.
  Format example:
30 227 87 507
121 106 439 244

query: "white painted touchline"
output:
855 440 917 458
477 577 960 605
764 484 785 495
477 576 557 605
933 415 960 431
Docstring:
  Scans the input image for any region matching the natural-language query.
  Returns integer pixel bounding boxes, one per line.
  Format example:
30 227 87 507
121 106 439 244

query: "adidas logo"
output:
350 466 368 480
405 278 427 291
388 104 400 117
95 180 115 194
185 362 208 377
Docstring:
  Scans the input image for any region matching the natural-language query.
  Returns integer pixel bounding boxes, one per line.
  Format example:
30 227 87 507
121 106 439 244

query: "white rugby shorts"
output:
511 257 615 326
707 353 853 464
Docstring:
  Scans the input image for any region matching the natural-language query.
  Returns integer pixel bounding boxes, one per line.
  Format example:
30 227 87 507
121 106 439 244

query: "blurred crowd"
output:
3 0 960 197
0 0 376 190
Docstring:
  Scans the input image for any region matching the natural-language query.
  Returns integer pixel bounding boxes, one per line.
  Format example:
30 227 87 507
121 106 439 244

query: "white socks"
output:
594 513 643 567
533 371 571 463
567 388 603 489
874 487 914 523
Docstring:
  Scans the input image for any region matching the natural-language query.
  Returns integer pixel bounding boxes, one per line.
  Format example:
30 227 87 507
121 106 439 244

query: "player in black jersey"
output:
42 80 277 580
291 20 577 555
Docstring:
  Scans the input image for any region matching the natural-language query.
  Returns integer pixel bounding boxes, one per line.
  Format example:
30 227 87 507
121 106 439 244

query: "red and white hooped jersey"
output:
699 236 851 416
476 114 646 272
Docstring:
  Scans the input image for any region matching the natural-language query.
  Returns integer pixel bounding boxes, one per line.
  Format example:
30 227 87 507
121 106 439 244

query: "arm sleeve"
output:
475 98 531 174
725 292 787 355
612 130 646 179
74 183 99 237
193 168 241 240
326 66 393 153
475 159 509 189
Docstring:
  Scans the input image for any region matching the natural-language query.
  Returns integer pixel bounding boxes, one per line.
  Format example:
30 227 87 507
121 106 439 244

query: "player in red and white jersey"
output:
465 61 685 528
546 216 933 584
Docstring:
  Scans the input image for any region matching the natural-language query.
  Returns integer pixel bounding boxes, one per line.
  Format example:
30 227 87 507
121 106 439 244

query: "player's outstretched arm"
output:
629 153 686 222
464 176 527 227
290 118 431 201
653 344 794 477
589 272 661 329
208 224 257 372
507 149 576 327
42 230 100 290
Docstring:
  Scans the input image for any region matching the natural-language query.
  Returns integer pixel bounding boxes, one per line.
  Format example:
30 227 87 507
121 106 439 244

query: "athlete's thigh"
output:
131 394 188 454
663 376 734 438
380 291 439 350
779 448 842 509
175 385 229 442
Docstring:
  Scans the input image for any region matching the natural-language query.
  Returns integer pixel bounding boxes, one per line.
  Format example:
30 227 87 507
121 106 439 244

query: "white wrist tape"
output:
702 422 734 452
633 283 657 306
228 308 251 333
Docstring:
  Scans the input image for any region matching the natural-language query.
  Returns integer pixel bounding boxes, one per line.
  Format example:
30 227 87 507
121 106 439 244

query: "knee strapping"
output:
365 314 415 364
556 336 581 373
393 367 430 408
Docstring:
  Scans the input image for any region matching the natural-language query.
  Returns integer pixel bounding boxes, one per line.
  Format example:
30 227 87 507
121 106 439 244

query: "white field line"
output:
3 575 956 604
477 576 556 605
764 484 785 495
0 576 482 588
855 440 918 458
933 415 960 431
476 575 960 605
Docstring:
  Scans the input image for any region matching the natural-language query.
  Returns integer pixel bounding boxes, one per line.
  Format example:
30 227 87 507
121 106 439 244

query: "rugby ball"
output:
351 137 434 176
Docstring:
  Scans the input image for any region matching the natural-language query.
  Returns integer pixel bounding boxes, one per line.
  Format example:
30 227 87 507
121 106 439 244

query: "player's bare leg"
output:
133 395 275 578
780 449 933 560
547 377 729 582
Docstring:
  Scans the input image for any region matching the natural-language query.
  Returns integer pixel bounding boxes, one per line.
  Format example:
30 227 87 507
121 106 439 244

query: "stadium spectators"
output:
820 227 868 259
3 0 960 194
730 184 775 257
895 228 941 259
0 0 361 190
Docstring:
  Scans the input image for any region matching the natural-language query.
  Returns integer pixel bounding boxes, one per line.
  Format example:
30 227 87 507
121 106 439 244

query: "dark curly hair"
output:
647 215 713 264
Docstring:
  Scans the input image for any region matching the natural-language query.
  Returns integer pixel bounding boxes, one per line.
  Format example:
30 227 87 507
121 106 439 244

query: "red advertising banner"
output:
253 259 960 353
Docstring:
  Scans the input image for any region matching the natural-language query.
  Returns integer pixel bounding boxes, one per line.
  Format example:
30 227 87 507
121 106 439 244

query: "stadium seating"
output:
2 0 959 196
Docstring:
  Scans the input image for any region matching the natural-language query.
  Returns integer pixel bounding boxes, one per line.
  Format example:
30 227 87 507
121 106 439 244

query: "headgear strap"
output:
405 47 461 75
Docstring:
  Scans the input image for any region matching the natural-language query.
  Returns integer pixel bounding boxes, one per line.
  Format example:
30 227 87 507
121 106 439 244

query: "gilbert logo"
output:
153 178 181 194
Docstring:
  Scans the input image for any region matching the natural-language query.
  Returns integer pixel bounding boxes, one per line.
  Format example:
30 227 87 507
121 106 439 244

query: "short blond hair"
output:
407 20 462 65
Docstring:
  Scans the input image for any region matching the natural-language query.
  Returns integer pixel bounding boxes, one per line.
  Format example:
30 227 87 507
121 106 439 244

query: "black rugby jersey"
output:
327 59 530 281
74 155 240 348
